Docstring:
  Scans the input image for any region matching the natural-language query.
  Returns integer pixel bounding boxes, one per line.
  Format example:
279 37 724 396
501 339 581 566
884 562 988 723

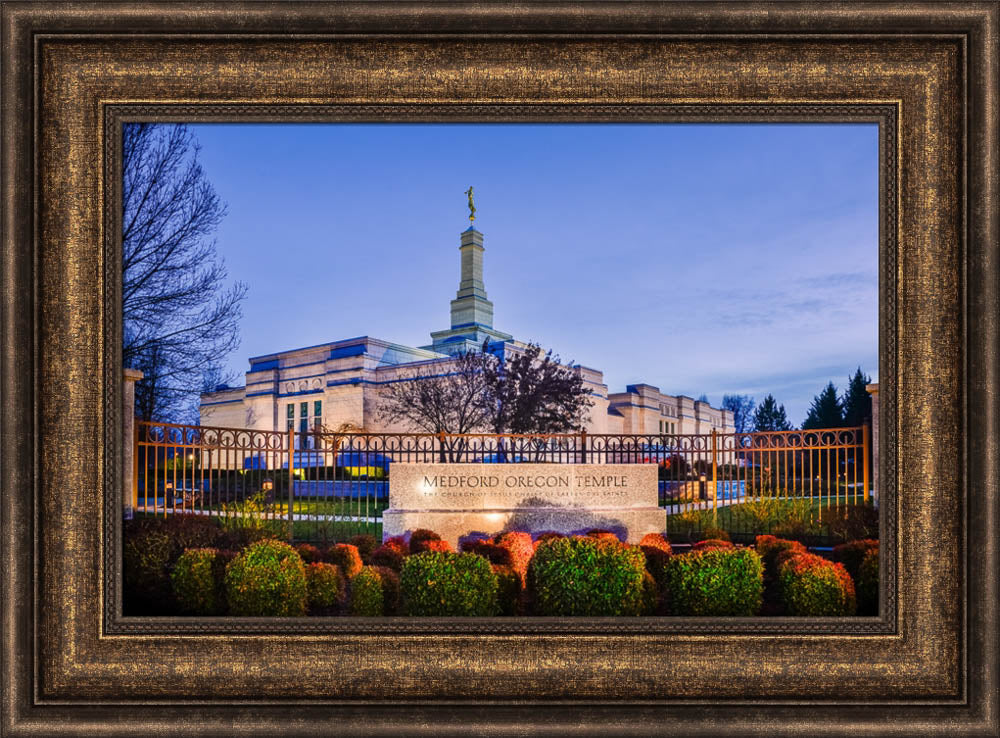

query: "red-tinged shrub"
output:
692 539 735 552
408 528 443 554
305 562 345 611
371 565 401 615
856 548 879 615
493 564 522 616
295 543 322 564
349 566 384 616
370 544 405 572
639 533 672 555
778 552 856 616
411 537 452 554
832 539 879 581
585 529 621 542
494 531 534 582
701 527 731 542
461 540 513 567
755 535 808 580
326 543 363 578
348 534 378 563
532 532 565 550
382 536 409 555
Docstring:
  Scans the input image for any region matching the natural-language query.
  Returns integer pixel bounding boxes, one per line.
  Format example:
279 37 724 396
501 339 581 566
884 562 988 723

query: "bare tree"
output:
722 394 756 435
121 123 247 422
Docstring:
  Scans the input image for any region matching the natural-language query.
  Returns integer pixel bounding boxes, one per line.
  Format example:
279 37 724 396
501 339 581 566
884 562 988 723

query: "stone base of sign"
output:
384 463 663 547
383 507 665 547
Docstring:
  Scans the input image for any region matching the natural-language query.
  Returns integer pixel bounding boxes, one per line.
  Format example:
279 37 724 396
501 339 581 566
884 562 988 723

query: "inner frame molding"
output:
1 8 992 731
101 101 900 639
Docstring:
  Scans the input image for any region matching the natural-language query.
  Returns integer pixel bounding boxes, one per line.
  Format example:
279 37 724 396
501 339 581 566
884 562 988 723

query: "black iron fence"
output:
133 422 871 545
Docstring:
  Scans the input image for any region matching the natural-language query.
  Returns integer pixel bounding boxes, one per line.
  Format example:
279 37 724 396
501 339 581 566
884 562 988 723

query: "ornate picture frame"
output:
2 3 996 735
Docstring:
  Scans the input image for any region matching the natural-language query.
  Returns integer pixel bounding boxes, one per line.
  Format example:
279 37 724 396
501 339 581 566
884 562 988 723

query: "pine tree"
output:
752 394 792 432
842 367 873 427
802 382 844 429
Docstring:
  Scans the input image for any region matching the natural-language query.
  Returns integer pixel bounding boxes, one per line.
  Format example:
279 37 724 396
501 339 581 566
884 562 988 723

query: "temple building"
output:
199 220 733 438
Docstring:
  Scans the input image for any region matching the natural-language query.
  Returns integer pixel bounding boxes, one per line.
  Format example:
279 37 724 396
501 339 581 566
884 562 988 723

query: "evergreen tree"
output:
752 394 792 432
802 382 844 429
842 367 873 427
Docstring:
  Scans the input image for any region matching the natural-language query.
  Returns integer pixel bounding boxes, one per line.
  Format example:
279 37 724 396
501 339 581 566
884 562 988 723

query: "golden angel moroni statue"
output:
464 186 476 223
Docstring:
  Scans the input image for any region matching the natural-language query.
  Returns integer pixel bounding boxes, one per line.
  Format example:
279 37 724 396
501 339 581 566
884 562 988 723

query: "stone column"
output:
123 369 143 520
866 383 879 508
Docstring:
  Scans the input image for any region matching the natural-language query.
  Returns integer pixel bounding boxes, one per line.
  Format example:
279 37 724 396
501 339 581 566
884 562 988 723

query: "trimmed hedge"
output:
408 528 443 554
461 540 513 567
400 551 499 616
295 543 323 564
305 562 345 611
494 531 534 583
692 538 735 552
171 547 224 615
755 535 807 579
371 565 401 615
639 533 672 555
348 534 378 563
856 548 879 615
778 552 856 616
327 543 363 579
529 536 646 616
224 539 307 617
664 548 764 616
832 539 879 581
493 564 522 616
349 566 385 616
641 570 659 615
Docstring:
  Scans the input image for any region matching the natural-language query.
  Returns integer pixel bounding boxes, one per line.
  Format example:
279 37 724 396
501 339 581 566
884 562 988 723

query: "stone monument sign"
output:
383 463 663 546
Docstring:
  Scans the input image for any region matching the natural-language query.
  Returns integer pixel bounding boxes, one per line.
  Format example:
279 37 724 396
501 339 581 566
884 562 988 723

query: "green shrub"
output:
224 539 307 616
493 564 522 616
218 491 284 541
532 531 566 550
529 536 646 616
730 498 820 539
371 566 401 615
348 534 378 562
665 548 764 616
400 551 499 616
326 543 363 578
349 566 385 616
832 539 879 581
171 548 223 615
305 562 345 611
778 552 856 616
856 548 879 615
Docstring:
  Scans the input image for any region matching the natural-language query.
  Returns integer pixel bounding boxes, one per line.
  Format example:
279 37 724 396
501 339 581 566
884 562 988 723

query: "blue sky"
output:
188 123 878 426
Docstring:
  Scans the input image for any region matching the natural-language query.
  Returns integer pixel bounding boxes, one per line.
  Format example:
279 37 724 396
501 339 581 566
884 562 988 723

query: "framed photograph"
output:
2 3 996 735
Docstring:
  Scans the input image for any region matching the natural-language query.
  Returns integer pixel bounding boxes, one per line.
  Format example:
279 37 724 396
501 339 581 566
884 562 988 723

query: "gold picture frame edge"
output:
2 2 996 736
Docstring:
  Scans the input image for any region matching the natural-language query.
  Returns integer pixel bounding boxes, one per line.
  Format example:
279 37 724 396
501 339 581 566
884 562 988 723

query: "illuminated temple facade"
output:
199 226 734 437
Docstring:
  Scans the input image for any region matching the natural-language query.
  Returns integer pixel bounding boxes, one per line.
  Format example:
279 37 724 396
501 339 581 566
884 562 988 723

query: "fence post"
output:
862 421 870 505
122 369 143 520
711 428 718 523
579 429 587 464
287 427 295 543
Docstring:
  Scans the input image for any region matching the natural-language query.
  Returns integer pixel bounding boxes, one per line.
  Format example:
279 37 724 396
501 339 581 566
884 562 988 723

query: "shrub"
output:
408 528 443 554
218 491 285 541
730 498 820 539
349 534 378 562
701 527 730 542
641 546 671 589
778 552 856 616
370 544 405 572
171 548 223 615
529 536 646 616
295 543 323 564
326 543 363 578
216 525 278 551
665 548 764 616
382 536 409 555
224 539 307 617
532 531 565 550
415 538 453 554
158 514 225 559
641 570 659 615
820 502 879 543
692 538 735 551
493 564 522 616
856 548 879 615
755 535 807 580
400 551 499 616
832 539 879 581
349 566 385 616
639 533 672 555
494 531 534 583
305 562 345 611
123 524 174 612
371 565 401 615
585 529 620 542
461 540 513 567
